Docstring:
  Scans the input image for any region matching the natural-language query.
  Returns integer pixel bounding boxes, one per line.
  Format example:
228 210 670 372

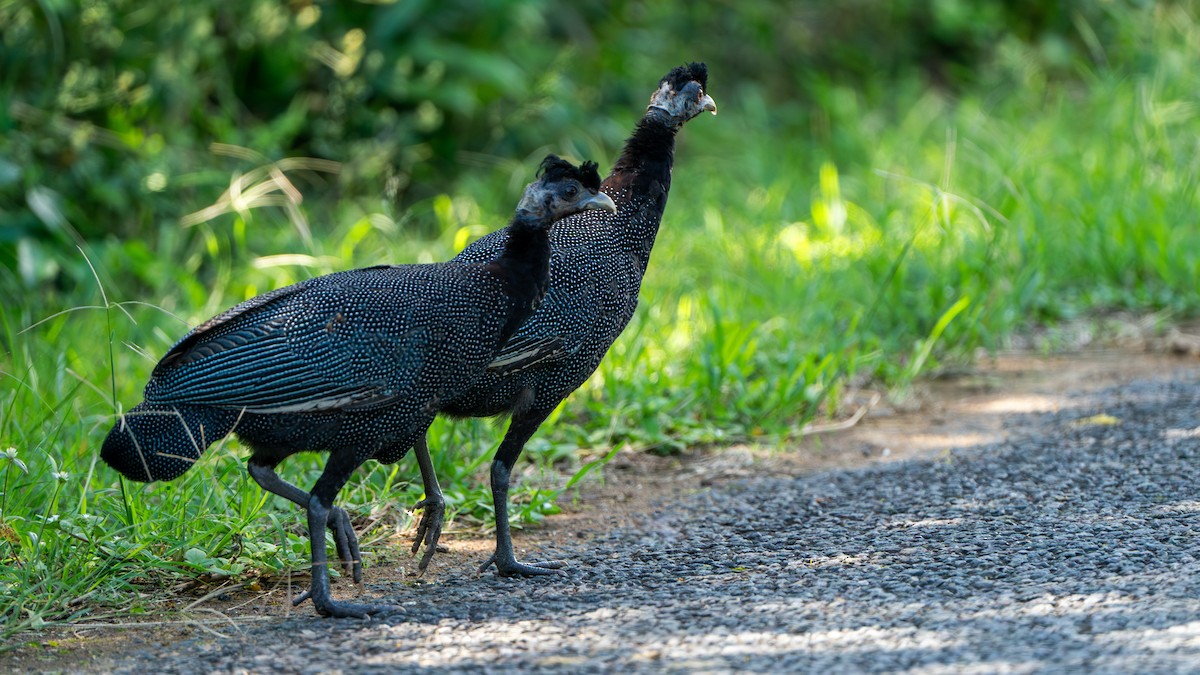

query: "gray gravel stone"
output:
112 374 1200 673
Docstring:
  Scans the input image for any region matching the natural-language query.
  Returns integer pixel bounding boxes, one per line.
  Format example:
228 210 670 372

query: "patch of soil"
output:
3 348 1196 673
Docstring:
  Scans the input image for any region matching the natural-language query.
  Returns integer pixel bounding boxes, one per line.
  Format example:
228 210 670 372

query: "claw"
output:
314 599 395 620
479 553 565 577
329 506 362 583
298 572 397 618
410 495 446 573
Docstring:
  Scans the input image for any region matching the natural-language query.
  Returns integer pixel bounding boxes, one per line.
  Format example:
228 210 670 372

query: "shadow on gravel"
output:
123 377 1200 672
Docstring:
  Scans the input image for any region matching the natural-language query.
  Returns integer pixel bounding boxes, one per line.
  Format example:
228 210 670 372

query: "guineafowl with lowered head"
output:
101 155 616 618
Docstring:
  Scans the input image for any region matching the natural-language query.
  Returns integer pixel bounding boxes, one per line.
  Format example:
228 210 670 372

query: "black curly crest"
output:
661 62 708 91
537 155 602 191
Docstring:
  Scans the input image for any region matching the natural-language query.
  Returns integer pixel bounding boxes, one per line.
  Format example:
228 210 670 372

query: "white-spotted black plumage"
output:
100 155 615 618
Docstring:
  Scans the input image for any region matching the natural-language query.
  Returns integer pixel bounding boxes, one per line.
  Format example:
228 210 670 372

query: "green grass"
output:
5 3 1200 644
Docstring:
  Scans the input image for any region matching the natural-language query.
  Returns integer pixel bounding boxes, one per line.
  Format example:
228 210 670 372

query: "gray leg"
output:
477 413 565 576
291 448 395 619
409 434 447 572
248 460 362 583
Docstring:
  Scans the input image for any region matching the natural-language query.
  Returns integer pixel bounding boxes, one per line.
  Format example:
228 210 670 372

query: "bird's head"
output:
516 155 617 223
646 62 717 128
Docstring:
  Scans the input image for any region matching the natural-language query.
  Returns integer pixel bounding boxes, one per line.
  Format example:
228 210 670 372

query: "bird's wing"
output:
145 267 491 413
154 281 311 375
487 335 572 375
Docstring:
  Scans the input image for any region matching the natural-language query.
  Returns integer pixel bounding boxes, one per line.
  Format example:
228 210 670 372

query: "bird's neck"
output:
494 216 553 340
612 110 678 177
606 112 678 266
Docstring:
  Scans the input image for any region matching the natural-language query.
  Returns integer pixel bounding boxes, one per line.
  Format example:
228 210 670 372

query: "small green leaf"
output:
184 548 210 566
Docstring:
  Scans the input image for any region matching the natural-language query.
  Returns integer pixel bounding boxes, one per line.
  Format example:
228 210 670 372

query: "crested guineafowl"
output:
407 63 715 575
101 156 616 618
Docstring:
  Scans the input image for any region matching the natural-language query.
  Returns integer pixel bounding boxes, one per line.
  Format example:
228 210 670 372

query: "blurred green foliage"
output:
1 0 1119 283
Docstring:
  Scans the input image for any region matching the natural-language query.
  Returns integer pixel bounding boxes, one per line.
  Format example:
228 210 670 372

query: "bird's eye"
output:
565 185 578 197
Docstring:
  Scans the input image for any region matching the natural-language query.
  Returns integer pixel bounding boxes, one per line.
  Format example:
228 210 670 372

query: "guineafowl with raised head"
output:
101 155 616 618
406 63 715 575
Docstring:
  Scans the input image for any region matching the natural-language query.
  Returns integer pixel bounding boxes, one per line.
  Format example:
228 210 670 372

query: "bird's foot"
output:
328 505 362 583
410 495 448 574
478 553 565 577
292 588 397 619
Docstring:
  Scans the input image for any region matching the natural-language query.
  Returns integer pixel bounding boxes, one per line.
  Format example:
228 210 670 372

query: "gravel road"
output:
111 372 1200 673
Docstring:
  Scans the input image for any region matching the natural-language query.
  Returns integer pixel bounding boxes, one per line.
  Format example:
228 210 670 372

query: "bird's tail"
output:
101 402 239 482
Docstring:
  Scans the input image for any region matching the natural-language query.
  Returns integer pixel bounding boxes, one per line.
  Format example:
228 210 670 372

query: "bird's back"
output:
156 266 496 407
148 263 511 413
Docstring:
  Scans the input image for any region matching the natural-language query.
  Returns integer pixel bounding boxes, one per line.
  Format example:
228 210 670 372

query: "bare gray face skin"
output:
516 178 617 220
647 79 718 126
